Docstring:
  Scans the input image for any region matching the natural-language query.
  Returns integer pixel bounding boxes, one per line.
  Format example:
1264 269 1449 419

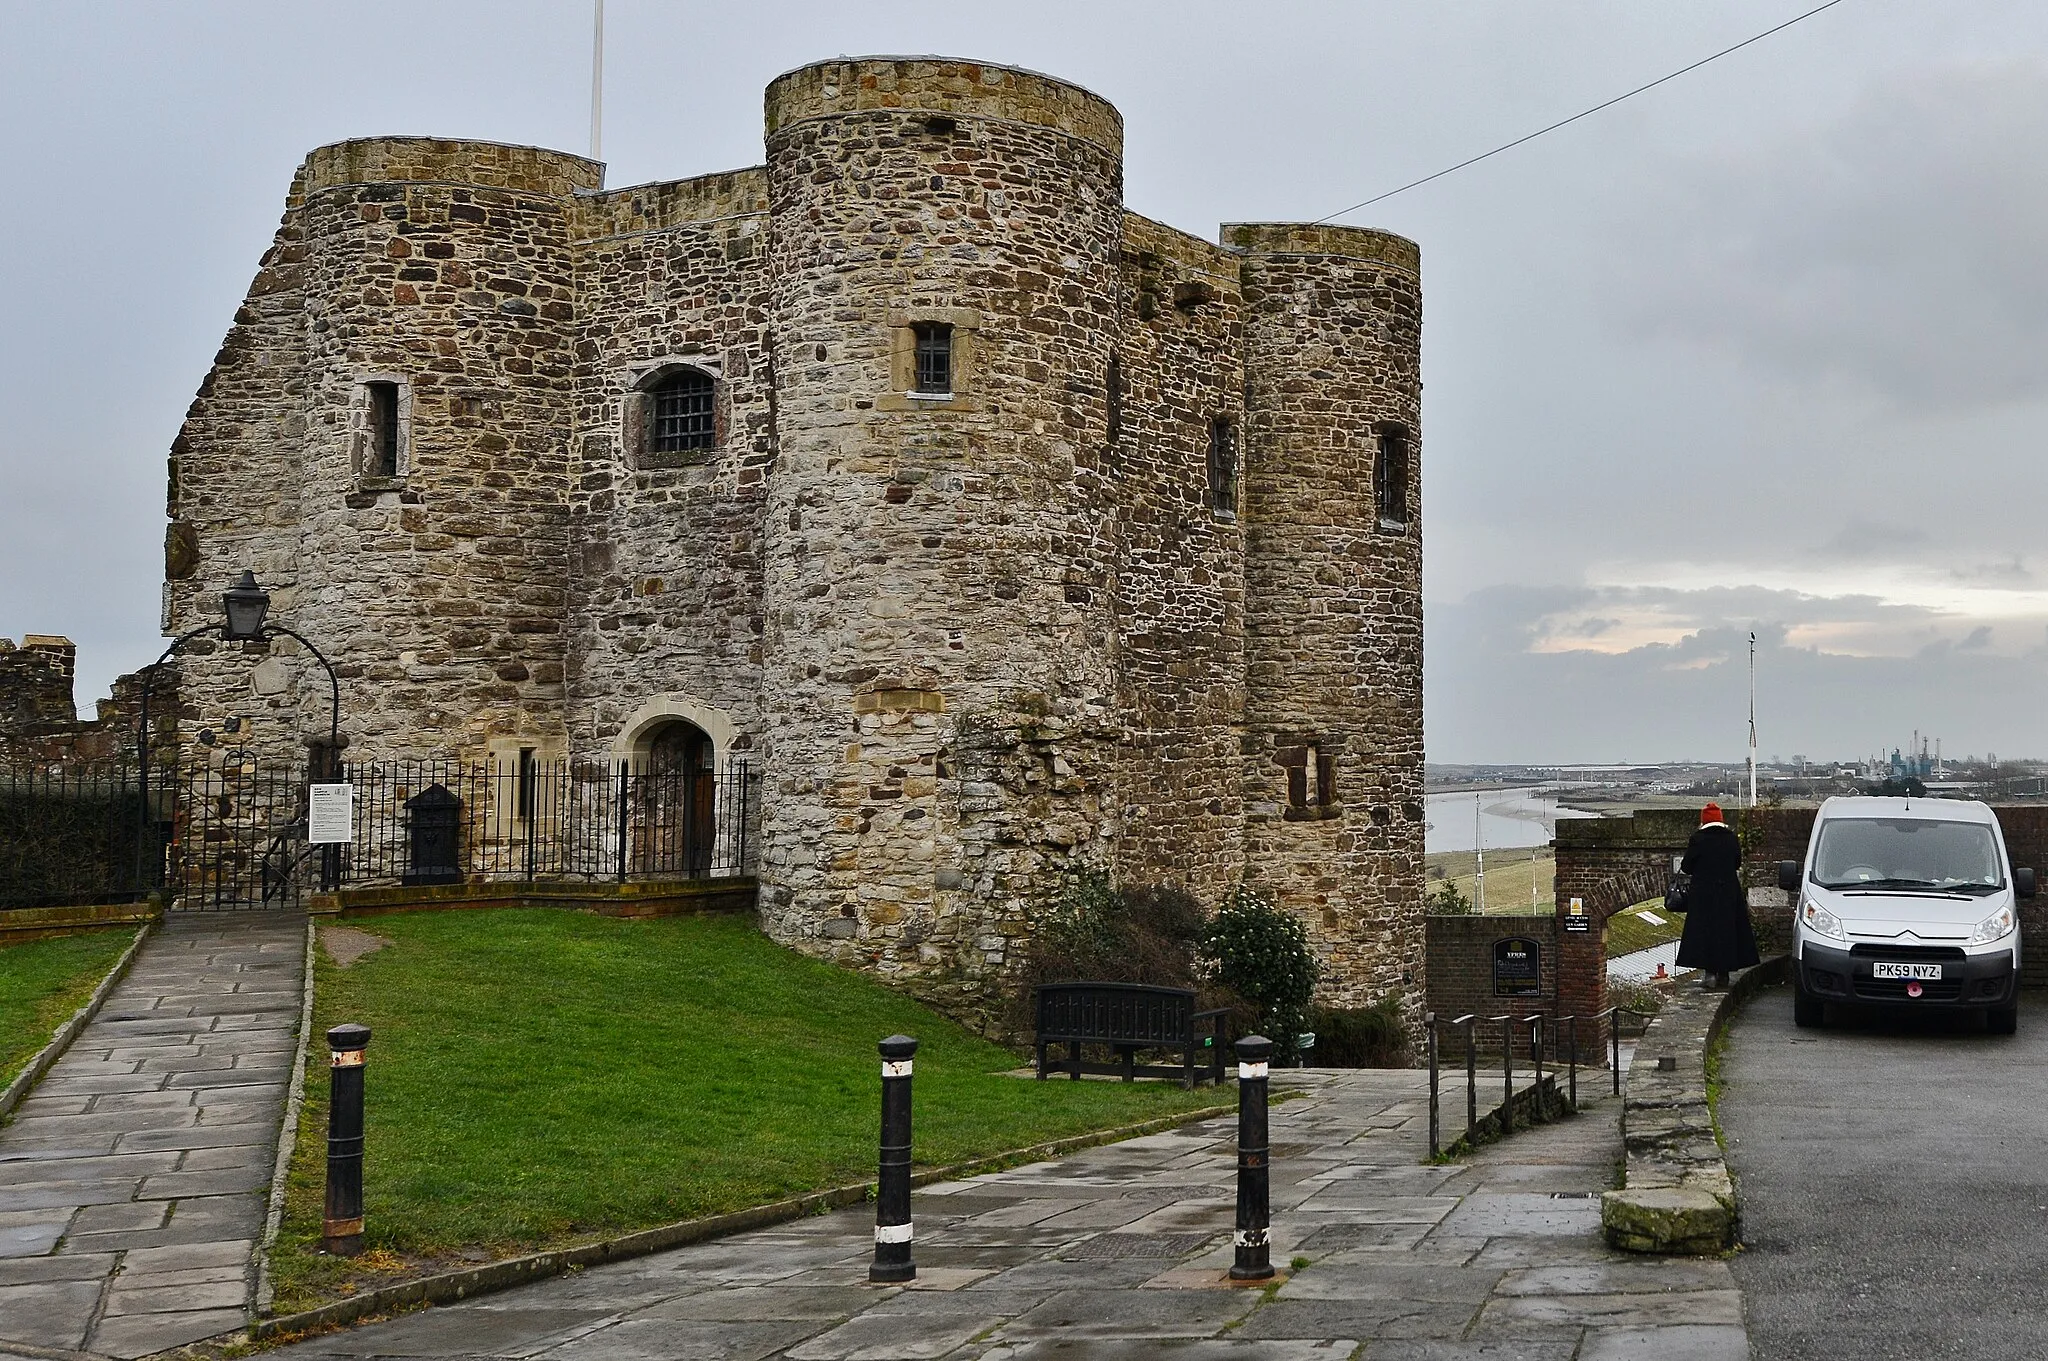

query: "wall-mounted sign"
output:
308 783 355 845
1493 937 1543 996
1564 896 1590 933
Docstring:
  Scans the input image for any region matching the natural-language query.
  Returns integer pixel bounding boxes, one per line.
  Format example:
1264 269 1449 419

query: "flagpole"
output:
589 0 605 162
1748 630 1758 808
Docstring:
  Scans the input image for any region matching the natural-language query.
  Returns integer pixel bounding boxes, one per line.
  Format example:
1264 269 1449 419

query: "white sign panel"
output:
308 783 355 845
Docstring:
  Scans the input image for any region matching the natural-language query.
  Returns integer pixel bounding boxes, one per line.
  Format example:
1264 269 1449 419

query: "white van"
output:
1780 797 2035 1034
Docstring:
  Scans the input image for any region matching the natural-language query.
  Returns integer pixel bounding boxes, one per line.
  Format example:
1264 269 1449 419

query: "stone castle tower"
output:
163 57 1424 1019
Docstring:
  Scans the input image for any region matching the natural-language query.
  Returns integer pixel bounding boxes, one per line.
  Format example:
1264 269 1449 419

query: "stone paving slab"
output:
0 914 304 1359
259 1065 1748 1359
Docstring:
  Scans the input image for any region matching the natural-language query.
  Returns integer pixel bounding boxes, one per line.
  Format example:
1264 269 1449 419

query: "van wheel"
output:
1988 1004 2019 1036
1793 990 1825 1029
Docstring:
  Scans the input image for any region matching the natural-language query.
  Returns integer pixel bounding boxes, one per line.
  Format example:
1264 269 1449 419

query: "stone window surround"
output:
611 692 739 773
878 308 981 413
621 356 727 470
351 373 412 490
484 735 568 827
1207 416 1239 523
1376 421 1413 534
1277 739 1344 822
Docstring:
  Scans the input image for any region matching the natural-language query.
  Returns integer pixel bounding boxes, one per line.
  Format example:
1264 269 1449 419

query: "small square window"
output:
913 323 953 395
1207 418 1238 518
649 369 716 453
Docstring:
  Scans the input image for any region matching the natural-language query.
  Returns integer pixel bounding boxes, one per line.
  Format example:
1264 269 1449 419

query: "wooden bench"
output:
1033 981 1229 1088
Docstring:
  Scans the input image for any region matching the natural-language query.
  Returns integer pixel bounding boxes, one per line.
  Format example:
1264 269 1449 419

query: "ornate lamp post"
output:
137 571 345 894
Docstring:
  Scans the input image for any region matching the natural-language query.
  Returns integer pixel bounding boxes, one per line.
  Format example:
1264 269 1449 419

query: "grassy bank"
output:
1606 901 1684 956
1427 848 1554 915
272 910 1222 1311
0 928 135 1088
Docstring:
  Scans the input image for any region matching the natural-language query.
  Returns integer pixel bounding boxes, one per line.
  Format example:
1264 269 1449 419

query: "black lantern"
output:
221 570 271 642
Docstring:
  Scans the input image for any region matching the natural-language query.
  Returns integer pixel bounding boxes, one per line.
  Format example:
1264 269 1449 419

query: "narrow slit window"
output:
913 323 953 395
1376 425 1410 529
1106 354 1122 446
649 369 716 453
516 747 537 822
366 381 400 478
1207 418 1238 517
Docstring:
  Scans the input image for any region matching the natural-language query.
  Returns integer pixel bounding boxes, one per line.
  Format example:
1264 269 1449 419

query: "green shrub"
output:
1011 872 1222 1034
1199 884 1318 1061
1309 996 1410 1067
1426 879 1473 915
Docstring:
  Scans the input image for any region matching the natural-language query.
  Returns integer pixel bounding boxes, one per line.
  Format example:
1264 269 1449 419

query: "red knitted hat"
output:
1701 802 1724 825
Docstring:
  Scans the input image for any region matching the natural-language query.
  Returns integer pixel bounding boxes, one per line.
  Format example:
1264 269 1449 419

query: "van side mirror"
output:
2017 868 2036 900
1777 860 1801 893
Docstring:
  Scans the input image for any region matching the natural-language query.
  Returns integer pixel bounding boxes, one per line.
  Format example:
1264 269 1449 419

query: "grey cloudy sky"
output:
5 1 2046 765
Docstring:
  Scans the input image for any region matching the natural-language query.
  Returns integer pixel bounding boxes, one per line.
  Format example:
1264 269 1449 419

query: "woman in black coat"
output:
1675 802 1760 989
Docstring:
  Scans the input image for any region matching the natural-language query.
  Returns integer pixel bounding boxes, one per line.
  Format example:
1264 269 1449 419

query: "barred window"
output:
1376 425 1410 529
649 368 715 453
913 323 953 395
1207 418 1238 517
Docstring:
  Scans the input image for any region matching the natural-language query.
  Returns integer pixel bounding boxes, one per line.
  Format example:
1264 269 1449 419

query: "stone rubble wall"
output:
1108 215 1248 906
1230 224 1426 1020
563 170 775 764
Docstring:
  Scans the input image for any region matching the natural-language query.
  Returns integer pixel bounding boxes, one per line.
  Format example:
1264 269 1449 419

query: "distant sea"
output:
1424 787 1597 855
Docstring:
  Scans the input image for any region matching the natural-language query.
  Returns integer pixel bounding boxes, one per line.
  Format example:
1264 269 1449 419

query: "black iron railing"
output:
1424 1006 1650 1159
1 755 759 913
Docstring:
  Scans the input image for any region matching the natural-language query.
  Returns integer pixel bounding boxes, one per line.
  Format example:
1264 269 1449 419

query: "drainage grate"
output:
1062 1232 1216 1260
1550 1191 1596 1200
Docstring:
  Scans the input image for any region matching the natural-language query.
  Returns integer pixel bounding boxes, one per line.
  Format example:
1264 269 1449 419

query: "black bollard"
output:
1229 1034 1275 1281
322 1022 371 1256
871 1034 918 1283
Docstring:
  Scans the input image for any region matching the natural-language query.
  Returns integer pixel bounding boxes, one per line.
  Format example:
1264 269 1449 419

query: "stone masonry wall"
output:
1231 224 1426 1020
563 171 775 763
1109 215 1247 905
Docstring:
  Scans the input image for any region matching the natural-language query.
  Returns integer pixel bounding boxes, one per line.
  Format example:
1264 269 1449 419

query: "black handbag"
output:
1665 871 1692 914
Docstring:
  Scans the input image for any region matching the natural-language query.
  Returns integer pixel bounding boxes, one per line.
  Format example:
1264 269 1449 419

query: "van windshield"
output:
1811 817 2004 893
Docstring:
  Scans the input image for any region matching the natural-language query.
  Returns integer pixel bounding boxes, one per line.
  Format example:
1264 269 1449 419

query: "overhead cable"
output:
1315 0 1851 222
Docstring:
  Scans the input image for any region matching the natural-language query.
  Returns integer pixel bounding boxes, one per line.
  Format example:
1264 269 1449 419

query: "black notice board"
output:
1493 937 1543 997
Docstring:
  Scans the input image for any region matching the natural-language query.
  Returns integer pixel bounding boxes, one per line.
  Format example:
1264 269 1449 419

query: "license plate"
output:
1872 961 1943 981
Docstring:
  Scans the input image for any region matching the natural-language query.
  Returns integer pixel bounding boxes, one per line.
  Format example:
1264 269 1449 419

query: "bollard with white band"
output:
871 1034 918 1283
322 1022 371 1256
1229 1034 1275 1281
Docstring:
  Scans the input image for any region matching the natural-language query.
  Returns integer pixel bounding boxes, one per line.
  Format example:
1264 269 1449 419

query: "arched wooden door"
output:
638 721 715 876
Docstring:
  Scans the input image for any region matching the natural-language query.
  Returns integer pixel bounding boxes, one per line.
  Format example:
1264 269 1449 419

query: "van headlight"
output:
1971 906 2017 946
1801 899 1846 942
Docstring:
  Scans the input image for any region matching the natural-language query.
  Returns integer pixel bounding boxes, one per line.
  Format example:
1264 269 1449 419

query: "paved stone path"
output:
0 914 305 1359
266 1067 1746 1360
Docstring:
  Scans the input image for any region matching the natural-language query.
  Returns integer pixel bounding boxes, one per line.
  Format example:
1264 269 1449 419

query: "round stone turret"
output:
288 137 596 756
1225 221 1425 1013
756 57 1128 1006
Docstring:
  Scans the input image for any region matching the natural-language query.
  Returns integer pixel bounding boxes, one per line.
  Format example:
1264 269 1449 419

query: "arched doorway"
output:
637 719 715 876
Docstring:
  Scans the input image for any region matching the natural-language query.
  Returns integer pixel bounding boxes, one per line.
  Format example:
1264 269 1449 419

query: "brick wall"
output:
1426 914 1561 1053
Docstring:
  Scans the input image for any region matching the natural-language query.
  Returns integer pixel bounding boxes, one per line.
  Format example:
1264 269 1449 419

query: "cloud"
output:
1627 61 2048 409
1426 586 2048 764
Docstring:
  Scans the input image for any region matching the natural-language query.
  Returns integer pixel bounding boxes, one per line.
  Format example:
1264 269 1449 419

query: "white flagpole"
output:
1748 630 1758 808
589 0 605 162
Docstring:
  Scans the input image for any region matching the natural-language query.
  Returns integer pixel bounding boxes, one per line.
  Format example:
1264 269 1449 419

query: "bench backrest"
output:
1035 982 1196 1044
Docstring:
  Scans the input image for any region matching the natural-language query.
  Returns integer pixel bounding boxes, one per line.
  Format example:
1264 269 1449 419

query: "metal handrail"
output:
1424 1005 1652 1158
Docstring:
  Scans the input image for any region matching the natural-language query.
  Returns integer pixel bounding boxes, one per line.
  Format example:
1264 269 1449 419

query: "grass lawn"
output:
1606 901 1685 956
1426 849 1555 916
272 910 1226 1311
0 928 136 1089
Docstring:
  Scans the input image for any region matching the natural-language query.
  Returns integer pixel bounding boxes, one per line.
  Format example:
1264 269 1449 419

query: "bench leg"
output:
1068 1041 1081 1081
1120 1046 1136 1082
